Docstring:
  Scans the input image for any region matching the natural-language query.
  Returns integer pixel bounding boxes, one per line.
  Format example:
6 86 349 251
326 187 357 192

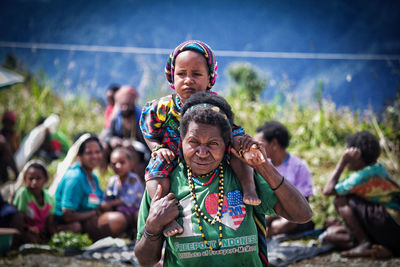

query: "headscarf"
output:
10 159 47 202
165 40 218 90
48 133 91 196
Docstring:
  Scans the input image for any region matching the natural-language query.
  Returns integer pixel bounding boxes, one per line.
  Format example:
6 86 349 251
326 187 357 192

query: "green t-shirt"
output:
137 162 277 267
12 186 55 230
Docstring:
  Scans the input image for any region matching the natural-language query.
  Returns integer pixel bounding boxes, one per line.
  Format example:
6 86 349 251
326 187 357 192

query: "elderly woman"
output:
54 133 128 241
134 92 312 266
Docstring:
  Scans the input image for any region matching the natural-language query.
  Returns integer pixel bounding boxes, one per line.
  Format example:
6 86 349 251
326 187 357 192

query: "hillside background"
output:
1 0 400 112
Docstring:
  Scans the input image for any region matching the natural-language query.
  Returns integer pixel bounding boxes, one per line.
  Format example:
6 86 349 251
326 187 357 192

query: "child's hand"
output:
232 135 266 166
152 147 175 164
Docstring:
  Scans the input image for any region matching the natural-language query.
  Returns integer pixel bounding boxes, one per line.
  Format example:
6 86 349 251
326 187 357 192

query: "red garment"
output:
104 104 114 128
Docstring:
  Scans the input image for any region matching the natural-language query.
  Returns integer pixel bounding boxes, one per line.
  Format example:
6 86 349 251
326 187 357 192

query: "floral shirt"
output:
335 163 400 225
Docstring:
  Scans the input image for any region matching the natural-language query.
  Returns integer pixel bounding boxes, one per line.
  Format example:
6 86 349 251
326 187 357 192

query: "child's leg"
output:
230 156 261 205
146 178 183 237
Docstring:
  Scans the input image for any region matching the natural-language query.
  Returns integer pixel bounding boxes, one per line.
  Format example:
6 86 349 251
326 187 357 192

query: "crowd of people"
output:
0 40 399 265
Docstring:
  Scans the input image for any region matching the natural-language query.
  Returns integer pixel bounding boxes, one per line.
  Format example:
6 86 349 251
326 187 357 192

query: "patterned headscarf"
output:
165 40 218 90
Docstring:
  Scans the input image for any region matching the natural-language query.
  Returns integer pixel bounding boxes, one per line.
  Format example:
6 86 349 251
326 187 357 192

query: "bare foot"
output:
371 244 392 259
163 220 183 237
340 241 372 257
243 189 261 206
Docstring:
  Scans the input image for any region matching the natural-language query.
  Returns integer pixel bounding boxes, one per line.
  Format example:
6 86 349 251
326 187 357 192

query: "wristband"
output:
271 176 285 191
143 227 162 241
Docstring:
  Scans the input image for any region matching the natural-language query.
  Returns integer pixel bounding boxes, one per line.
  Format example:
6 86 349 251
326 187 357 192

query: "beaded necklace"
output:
191 168 218 186
187 163 224 250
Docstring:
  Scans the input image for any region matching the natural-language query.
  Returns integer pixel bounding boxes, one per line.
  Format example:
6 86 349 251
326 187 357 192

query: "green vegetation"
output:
1 63 399 229
49 231 92 249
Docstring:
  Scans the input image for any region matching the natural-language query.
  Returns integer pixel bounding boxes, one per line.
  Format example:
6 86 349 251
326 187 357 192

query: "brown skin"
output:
22 166 55 242
58 141 128 241
322 147 391 258
255 132 310 236
135 122 312 266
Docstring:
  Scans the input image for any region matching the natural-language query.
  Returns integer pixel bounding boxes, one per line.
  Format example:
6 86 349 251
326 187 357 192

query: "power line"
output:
1 41 400 61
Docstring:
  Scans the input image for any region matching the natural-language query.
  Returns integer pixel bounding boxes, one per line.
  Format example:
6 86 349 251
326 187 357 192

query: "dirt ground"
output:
289 252 400 267
1 251 400 267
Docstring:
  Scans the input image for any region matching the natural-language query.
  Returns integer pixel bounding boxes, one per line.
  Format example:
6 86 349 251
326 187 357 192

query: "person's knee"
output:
98 212 127 237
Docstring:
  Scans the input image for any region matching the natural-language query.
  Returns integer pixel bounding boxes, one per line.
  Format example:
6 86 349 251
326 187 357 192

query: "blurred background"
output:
1 0 399 112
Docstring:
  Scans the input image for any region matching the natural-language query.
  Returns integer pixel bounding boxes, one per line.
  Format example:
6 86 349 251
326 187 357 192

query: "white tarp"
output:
0 66 24 88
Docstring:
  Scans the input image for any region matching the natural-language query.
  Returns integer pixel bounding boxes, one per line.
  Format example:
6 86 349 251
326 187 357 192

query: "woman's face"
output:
173 50 211 103
182 121 225 176
25 167 46 195
79 140 103 171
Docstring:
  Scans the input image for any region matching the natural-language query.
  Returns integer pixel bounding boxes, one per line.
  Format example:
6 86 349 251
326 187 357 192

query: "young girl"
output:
105 147 144 235
140 40 260 236
12 160 55 243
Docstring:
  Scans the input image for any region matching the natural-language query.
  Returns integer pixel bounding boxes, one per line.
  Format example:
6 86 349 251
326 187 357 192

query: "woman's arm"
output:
254 160 312 223
134 185 179 267
323 147 359 196
232 138 312 223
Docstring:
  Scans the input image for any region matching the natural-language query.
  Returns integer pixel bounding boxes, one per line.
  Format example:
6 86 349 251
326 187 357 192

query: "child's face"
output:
173 50 211 102
110 151 131 178
25 167 46 195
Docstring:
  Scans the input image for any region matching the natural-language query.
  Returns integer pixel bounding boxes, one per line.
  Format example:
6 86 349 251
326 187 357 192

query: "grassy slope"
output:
1 77 399 228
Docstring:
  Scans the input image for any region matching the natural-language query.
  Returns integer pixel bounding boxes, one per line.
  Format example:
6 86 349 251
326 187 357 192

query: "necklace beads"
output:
187 163 224 250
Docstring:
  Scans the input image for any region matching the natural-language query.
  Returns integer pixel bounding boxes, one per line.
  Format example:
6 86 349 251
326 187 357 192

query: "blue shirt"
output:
55 162 104 216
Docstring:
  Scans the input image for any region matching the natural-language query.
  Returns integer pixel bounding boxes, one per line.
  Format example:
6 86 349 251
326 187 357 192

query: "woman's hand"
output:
231 135 266 167
145 185 180 234
152 148 176 164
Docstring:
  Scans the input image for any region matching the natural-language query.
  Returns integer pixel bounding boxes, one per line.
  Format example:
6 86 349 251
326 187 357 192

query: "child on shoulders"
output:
140 40 260 237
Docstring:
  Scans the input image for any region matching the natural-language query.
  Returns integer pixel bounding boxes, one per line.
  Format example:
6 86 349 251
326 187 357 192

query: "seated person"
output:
0 192 25 249
323 131 400 258
12 160 55 243
34 117 70 163
0 111 19 183
99 85 146 173
54 133 129 241
121 139 150 184
105 147 144 238
255 121 315 237
104 84 120 129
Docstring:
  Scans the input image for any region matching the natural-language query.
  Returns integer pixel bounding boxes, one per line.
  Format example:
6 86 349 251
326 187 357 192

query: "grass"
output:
1 72 399 229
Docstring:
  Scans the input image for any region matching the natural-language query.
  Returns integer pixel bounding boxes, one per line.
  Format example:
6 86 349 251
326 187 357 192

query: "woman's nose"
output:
197 145 208 157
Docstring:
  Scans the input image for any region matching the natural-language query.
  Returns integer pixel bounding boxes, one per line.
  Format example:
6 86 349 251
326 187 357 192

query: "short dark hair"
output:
74 132 103 156
346 131 380 165
181 92 234 146
108 84 120 93
256 121 290 148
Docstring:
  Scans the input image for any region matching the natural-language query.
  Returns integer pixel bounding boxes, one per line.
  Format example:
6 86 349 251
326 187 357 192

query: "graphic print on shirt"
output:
205 190 246 230
177 190 247 237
